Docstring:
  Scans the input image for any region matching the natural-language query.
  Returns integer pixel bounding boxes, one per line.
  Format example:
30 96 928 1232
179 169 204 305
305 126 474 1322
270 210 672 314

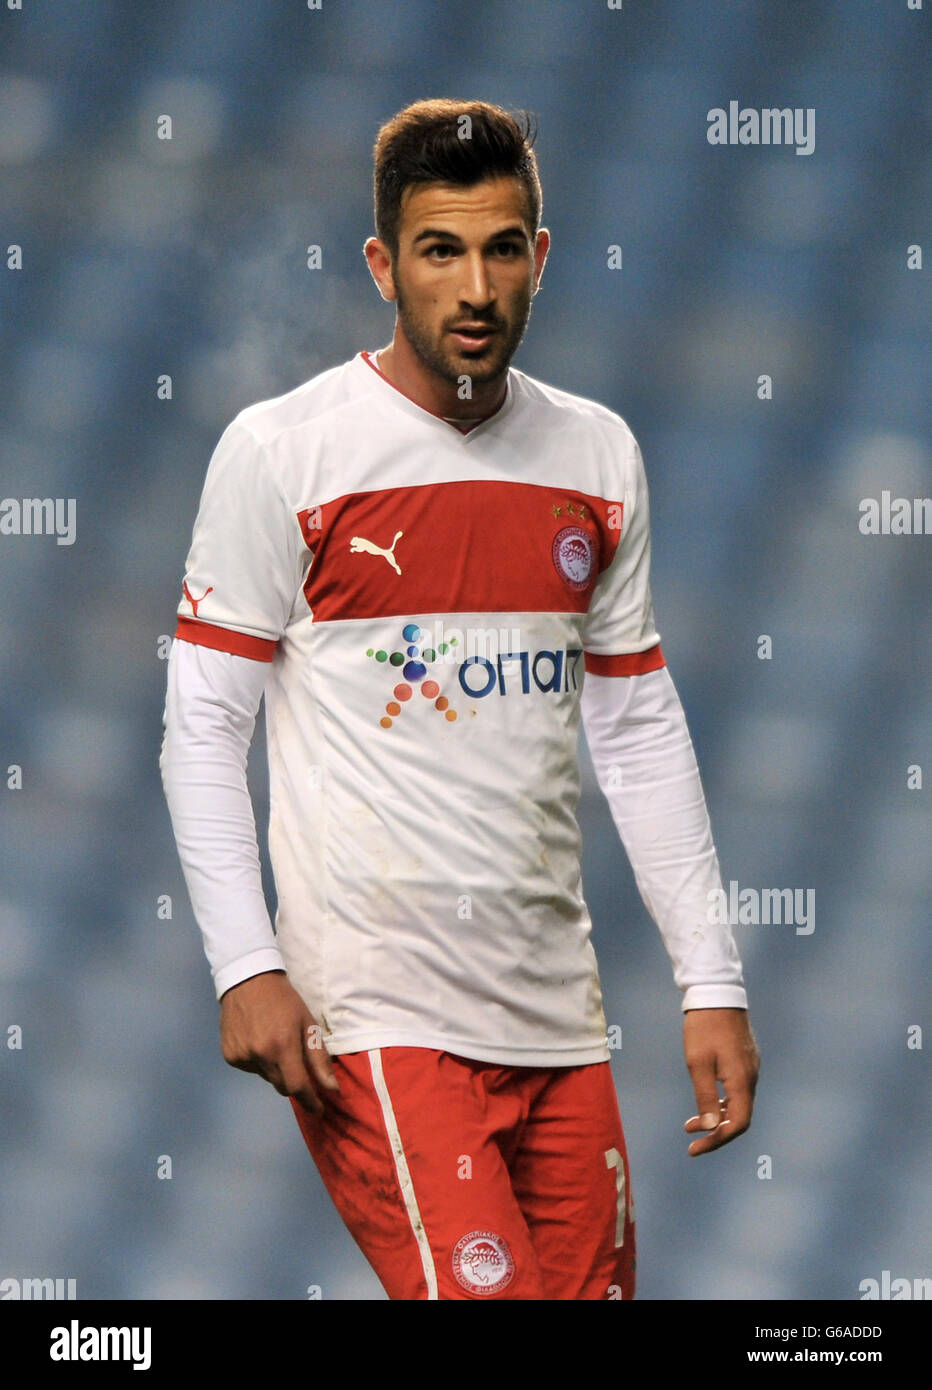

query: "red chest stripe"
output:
297 478 622 622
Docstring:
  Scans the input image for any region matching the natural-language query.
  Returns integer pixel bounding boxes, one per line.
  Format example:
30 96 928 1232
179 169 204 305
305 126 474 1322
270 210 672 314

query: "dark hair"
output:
373 98 542 261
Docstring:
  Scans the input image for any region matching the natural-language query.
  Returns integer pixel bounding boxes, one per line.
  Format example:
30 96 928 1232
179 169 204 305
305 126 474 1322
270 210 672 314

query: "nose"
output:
459 250 496 311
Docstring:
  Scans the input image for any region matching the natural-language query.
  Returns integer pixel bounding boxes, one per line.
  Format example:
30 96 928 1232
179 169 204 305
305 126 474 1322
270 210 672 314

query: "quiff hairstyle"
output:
373 98 542 262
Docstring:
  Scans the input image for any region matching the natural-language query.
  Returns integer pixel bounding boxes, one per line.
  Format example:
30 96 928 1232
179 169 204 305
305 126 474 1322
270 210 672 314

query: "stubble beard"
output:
393 269 534 388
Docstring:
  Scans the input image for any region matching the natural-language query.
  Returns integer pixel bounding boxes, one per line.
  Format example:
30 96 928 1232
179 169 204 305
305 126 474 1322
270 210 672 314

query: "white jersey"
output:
162 350 746 1066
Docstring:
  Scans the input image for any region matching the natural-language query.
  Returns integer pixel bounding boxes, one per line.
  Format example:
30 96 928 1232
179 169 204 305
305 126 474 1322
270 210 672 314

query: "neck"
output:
376 327 507 422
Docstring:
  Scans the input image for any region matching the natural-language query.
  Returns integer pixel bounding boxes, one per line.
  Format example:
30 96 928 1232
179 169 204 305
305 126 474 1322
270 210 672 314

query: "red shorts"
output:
290 1047 636 1300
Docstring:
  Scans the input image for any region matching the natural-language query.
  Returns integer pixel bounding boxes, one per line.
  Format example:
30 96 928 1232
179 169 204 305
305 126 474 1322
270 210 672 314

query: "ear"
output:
364 237 397 303
532 227 550 296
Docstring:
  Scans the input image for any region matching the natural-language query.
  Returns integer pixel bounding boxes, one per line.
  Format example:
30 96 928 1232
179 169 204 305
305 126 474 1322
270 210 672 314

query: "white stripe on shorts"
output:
368 1048 439 1300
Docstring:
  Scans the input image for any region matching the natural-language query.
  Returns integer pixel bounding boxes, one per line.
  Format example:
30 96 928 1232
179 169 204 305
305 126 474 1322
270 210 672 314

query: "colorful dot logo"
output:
366 623 459 729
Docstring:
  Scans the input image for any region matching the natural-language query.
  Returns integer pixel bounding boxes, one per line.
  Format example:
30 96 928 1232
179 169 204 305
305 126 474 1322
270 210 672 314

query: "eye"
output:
426 243 456 260
492 242 522 257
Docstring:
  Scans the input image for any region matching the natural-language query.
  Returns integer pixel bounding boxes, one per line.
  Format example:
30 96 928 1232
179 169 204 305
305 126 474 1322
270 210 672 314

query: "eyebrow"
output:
411 224 530 247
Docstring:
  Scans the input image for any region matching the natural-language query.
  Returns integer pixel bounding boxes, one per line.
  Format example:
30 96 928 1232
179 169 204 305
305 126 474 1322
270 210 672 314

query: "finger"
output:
290 1079 326 1117
225 1053 262 1076
307 1047 341 1094
688 1115 739 1157
685 1055 722 1135
684 1097 727 1132
687 1091 748 1155
720 1075 753 1138
305 1022 341 1092
242 1039 326 1116
276 1057 326 1116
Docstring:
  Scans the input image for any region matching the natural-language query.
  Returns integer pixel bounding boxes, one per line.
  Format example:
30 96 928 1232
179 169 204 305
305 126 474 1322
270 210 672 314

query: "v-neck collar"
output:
356 349 515 442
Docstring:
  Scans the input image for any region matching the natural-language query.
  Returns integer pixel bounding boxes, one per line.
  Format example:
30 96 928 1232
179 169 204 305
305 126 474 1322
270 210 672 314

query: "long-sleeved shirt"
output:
160 350 746 1067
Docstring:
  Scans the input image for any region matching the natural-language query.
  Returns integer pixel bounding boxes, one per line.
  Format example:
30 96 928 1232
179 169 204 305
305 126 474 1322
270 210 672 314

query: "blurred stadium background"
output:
0 0 928 1300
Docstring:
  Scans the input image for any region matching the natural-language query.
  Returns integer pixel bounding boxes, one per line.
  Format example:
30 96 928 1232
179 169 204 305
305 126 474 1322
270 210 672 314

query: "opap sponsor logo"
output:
365 620 584 729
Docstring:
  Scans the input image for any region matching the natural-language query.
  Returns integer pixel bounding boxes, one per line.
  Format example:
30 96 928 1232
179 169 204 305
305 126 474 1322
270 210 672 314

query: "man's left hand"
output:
682 1007 760 1157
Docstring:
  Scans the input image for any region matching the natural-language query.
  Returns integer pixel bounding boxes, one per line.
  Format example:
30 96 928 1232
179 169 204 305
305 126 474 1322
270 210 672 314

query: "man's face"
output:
383 176 548 387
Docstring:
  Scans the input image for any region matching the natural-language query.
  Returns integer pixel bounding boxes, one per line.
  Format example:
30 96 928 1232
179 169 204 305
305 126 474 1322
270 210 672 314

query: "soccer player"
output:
160 98 759 1301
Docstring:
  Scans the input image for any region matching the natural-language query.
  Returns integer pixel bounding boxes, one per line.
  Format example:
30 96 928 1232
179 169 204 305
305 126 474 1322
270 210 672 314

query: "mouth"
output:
449 325 499 352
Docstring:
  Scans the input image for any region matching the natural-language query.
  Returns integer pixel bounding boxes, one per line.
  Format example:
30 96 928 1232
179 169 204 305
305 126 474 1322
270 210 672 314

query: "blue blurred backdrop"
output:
0 0 929 1301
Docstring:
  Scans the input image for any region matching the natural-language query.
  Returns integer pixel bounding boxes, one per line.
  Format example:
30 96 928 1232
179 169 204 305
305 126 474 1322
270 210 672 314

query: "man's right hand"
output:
219 970 340 1116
